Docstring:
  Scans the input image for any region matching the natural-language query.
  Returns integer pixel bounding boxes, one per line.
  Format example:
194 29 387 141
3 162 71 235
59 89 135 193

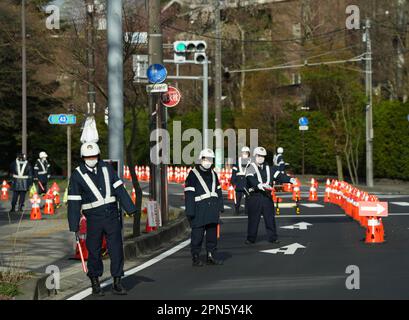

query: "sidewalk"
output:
0 193 186 300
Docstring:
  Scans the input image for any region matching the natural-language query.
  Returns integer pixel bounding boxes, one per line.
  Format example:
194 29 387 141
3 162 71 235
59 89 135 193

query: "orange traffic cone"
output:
365 217 385 244
53 190 61 208
324 179 331 203
292 179 301 201
131 187 136 204
43 190 54 215
228 185 235 200
145 216 157 233
30 193 42 220
1 180 10 201
308 178 318 201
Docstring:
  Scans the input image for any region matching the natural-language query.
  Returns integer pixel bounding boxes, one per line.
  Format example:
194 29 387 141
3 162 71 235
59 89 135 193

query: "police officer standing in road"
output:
34 151 51 195
9 153 33 213
231 146 252 216
245 147 295 245
273 147 286 174
184 148 224 267
67 142 137 296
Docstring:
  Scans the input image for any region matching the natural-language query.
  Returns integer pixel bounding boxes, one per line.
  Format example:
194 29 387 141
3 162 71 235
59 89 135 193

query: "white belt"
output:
81 197 116 210
194 192 218 202
37 171 47 175
13 174 28 179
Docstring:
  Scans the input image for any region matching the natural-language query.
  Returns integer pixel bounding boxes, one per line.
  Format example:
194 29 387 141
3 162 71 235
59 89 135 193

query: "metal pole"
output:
107 0 124 178
364 18 374 187
301 130 305 176
21 0 27 155
67 125 71 180
148 0 168 225
86 0 96 108
203 58 209 149
214 0 223 168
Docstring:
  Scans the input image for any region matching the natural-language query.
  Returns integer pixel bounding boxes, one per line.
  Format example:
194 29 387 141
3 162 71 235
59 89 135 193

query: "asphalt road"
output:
70 182 409 300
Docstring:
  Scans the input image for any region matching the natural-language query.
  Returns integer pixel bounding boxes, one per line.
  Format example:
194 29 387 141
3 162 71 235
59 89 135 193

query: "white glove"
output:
257 183 265 191
290 178 297 184
263 183 272 190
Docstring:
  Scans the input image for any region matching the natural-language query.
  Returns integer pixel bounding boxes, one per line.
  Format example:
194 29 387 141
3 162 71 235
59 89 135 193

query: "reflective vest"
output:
74 166 117 210
191 168 220 203
36 159 48 175
13 160 29 179
250 162 271 185
236 157 251 176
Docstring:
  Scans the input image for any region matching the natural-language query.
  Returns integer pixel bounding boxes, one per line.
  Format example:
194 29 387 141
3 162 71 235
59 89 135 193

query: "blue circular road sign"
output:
147 64 167 84
299 117 309 126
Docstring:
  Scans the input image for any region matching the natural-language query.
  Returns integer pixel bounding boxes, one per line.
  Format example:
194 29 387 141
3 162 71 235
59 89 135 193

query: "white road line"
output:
301 203 324 208
180 206 185 210
224 205 231 210
221 212 409 219
67 239 191 300
391 202 409 206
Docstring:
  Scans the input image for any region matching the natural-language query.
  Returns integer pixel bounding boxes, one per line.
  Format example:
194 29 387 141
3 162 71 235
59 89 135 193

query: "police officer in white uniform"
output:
184 149 224 267
68 142 137 296
34 151 51 195
245 147 295 244
231 146 252 215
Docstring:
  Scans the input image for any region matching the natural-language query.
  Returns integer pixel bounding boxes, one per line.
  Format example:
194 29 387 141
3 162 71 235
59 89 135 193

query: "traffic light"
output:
173 40 207 64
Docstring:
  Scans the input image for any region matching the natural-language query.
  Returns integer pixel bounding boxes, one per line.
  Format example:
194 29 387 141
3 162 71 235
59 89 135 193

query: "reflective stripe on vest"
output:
250 162 270 185
37 160 47 175
75 166 116 210
191 168 218 202
237 157 251 176
13 160 28 179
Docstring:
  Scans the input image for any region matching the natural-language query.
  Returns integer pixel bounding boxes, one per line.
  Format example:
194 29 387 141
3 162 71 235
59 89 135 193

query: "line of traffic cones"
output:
326 179 385 244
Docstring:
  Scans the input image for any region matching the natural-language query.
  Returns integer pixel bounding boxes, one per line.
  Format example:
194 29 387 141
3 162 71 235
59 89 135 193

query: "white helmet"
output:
253 146 267 157
241 146 250 153
199 148 215 159
277 147 284 154
80 142 100 157
39 151 48 158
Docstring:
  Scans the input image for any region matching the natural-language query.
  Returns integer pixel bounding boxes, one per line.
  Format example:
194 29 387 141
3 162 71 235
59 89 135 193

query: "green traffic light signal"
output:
176 42 186 52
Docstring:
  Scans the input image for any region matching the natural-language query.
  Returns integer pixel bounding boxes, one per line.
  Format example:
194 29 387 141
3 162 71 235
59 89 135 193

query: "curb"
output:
17 210 189 300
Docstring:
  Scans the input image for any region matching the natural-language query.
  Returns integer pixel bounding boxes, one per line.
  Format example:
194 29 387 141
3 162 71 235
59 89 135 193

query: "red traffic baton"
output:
76 235 88 273
38 181 45 192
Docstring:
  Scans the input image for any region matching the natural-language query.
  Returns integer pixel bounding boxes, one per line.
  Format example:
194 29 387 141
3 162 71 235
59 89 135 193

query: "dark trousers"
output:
11 191 26 210
247 193 277 242
191 223 218 256
234 191 248 215
86 213 124 278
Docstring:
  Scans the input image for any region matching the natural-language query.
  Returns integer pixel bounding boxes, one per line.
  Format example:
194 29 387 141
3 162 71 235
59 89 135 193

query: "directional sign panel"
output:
146 83 168 93
147 64 167 84
358 202 388 217
48 114 76 125
261 243 306 255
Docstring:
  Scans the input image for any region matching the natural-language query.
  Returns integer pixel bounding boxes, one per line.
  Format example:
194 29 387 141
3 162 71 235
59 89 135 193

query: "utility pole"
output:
21 0 27 155
86 0 96 109
107 0 124 178
214 0 223 168
148 0 168 225
203 58 209 149
67 105 73 181
364 18 374 187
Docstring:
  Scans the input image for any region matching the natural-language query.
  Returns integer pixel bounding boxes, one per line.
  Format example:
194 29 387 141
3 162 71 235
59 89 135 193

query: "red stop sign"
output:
161 86 181 108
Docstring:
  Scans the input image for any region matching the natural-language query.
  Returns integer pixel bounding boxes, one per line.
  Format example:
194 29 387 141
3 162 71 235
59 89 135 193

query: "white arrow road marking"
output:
391 202 409 206
280 222 313 230
361 203 386 215
301 203 324 208
261 243 306 255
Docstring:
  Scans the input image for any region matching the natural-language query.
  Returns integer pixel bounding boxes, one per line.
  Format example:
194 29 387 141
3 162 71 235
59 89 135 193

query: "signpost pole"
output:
302 130 305 176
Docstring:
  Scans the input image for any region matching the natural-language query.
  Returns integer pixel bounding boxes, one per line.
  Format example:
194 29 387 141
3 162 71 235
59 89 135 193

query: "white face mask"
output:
201 159 213 170
85 159 98 168
41 157 47 161
242 153 249 159
256 156 265 165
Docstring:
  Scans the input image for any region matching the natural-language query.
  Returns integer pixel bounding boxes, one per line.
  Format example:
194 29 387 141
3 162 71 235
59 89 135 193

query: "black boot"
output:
234 206 240 216
9 207 16 214
90 277 104 296
206 252 223 265
192 254 204 267
112 277 127 295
